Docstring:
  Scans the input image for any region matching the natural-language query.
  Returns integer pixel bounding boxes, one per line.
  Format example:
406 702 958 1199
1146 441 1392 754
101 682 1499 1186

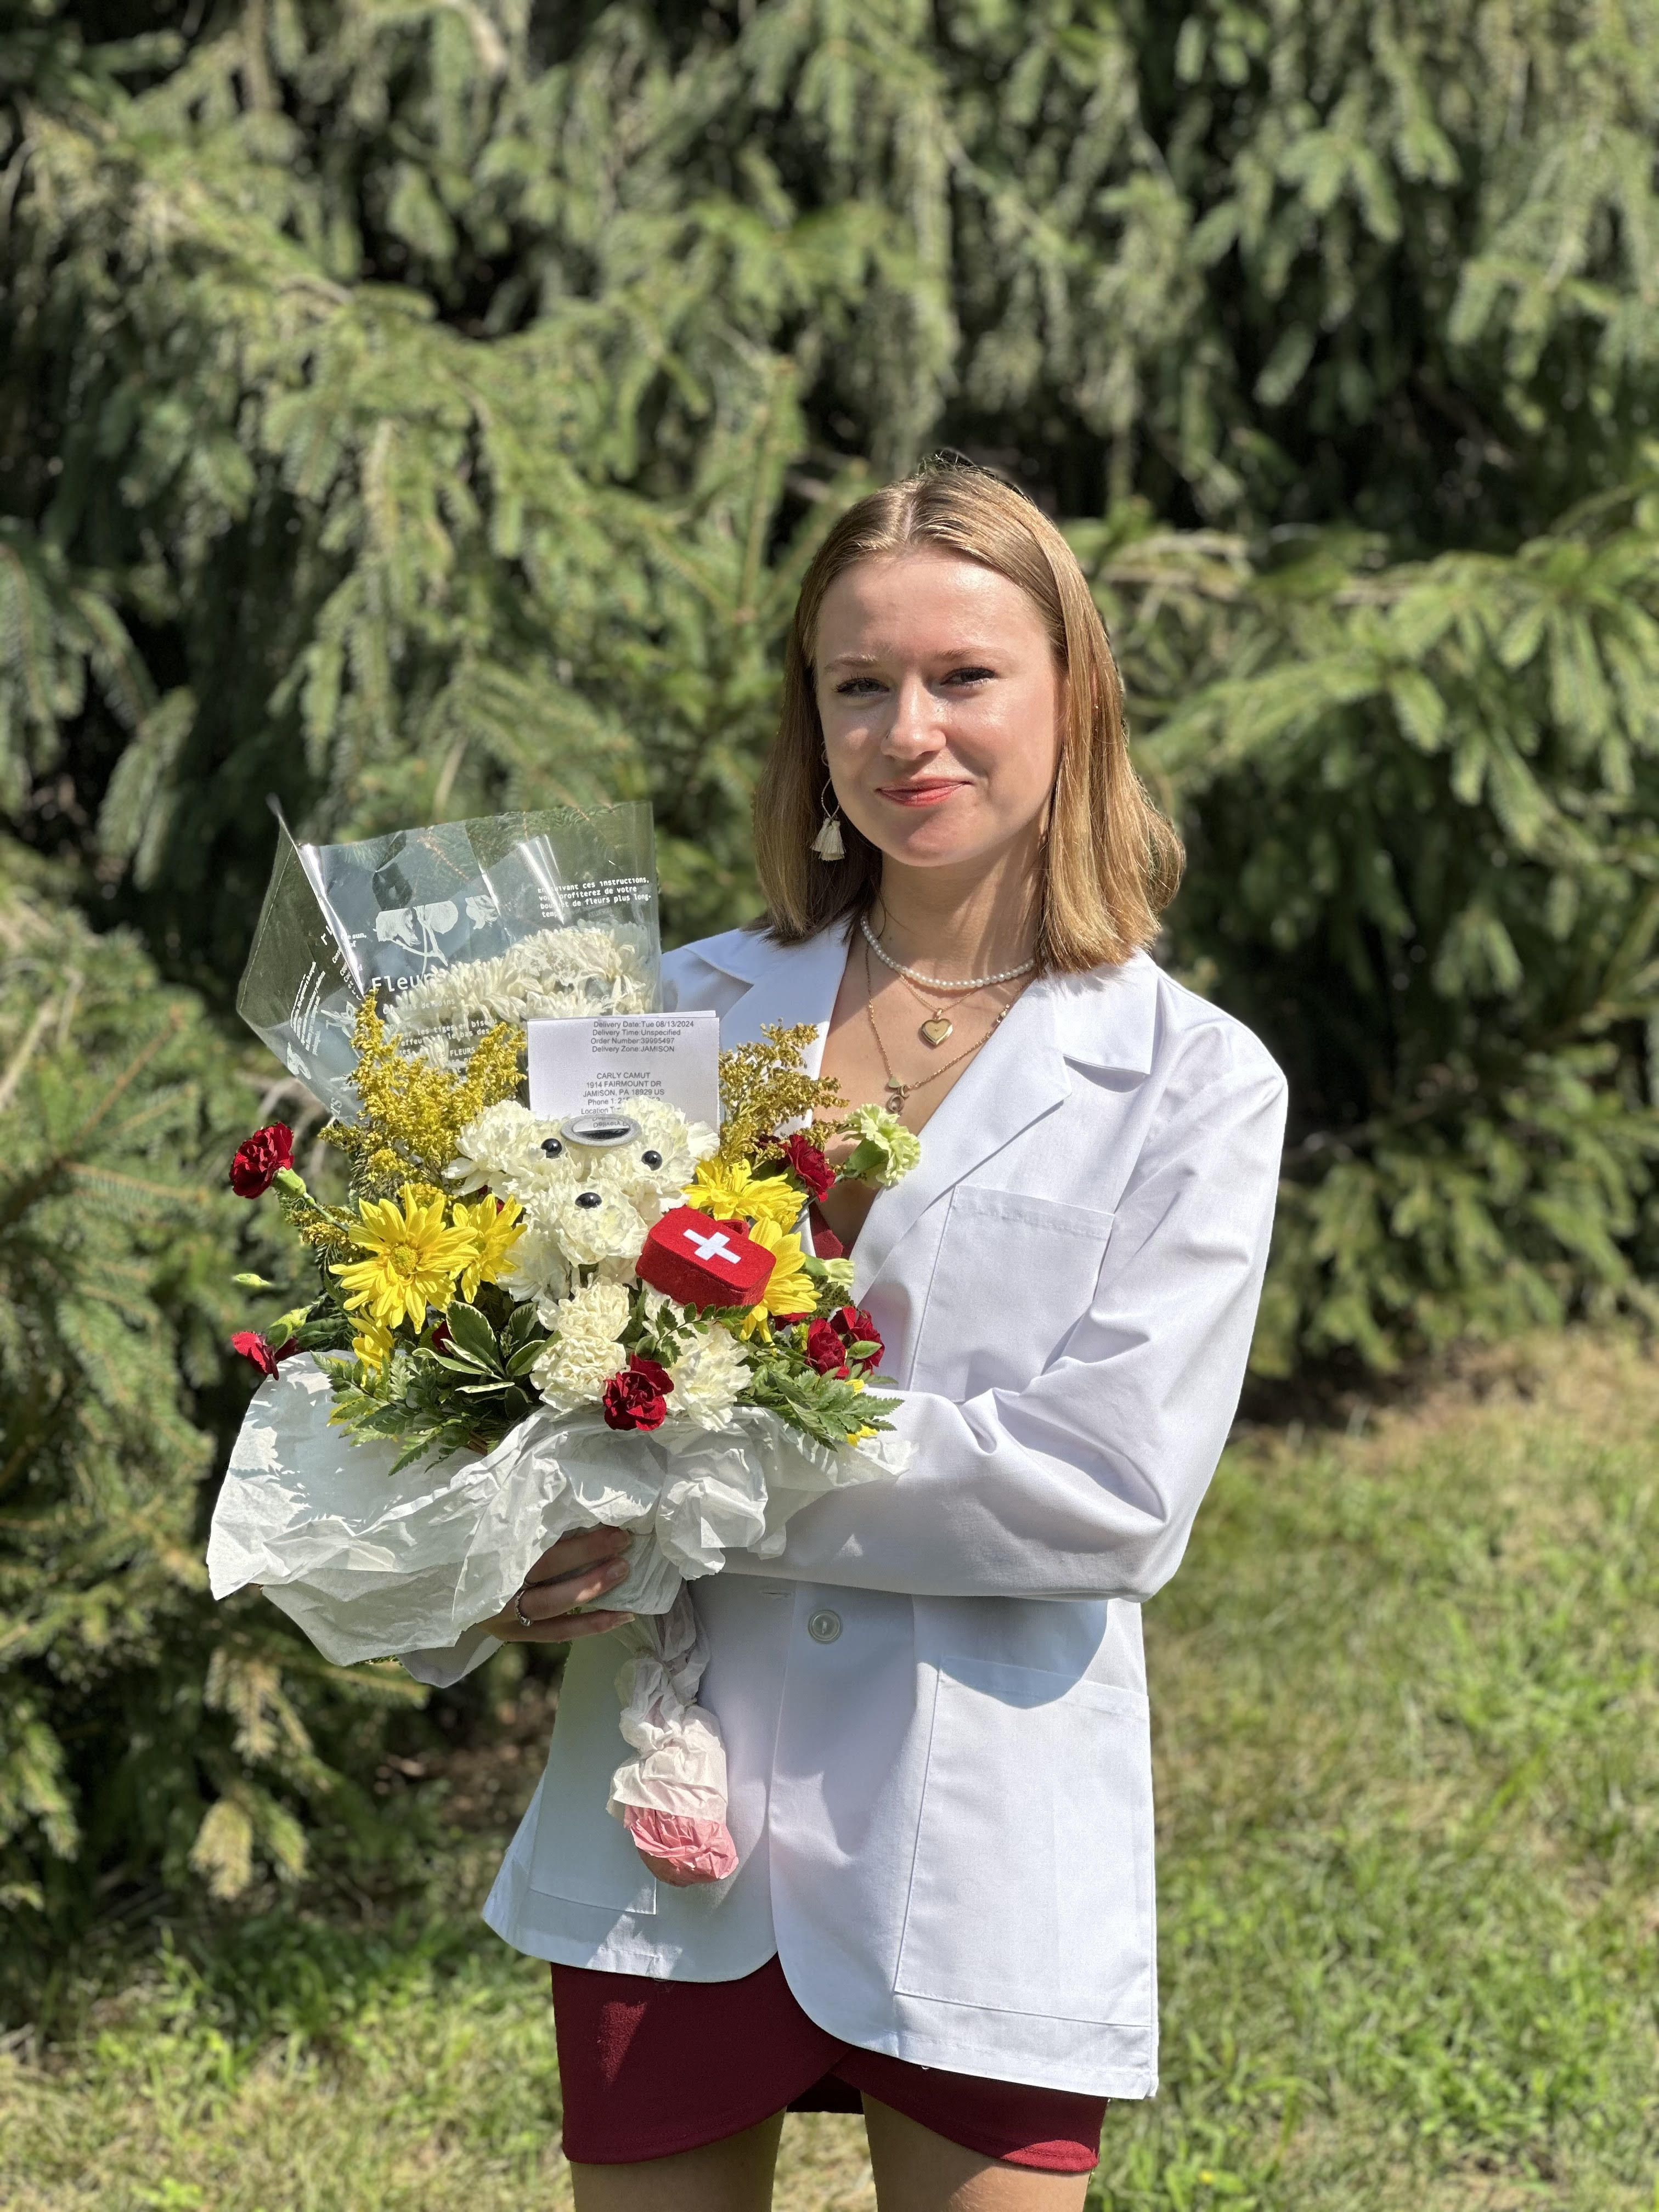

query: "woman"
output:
469 464 1286 2208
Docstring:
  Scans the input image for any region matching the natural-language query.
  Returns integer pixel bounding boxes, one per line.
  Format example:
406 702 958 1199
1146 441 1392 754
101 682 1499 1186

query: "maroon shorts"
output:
551 1955 1105 2174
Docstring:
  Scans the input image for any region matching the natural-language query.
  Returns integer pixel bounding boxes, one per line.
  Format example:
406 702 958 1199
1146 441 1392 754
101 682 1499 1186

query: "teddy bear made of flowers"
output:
208 808 918 1884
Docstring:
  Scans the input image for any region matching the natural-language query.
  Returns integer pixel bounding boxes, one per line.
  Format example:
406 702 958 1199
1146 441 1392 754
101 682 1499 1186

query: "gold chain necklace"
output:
862 941 1014 1111
891 963 1018 1048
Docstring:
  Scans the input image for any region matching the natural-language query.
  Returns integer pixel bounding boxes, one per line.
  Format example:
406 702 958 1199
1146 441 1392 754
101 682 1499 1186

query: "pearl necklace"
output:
859 914 1035 993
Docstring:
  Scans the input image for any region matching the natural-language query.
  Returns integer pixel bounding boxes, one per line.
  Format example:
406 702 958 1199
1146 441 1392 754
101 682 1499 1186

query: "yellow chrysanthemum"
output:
351 1316 397 1378
451 1194 526 1301
737 1216 818 1339
684 1158 803 1235
331 1184 476 1332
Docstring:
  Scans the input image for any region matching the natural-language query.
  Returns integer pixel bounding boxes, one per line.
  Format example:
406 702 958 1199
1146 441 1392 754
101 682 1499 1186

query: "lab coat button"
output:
807 1609 842 1644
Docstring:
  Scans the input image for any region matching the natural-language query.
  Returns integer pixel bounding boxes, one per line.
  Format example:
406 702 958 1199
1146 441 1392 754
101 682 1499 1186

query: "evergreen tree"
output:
5 0 1652 1373
0 839 427 1970
1085 499 1659 1367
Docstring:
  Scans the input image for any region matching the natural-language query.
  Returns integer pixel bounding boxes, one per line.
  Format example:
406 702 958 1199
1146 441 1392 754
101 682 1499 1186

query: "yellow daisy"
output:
332 1184 476 1333
737 1216 817 1340
450 1194 526 1302
683 1158 803 1235
351 1316 397 1378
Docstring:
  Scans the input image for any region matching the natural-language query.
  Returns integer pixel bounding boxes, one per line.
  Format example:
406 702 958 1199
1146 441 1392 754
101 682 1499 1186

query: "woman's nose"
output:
884 673 944 757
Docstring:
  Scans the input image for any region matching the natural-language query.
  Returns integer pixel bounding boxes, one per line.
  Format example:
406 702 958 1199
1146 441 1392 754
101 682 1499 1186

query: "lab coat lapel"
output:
703 927 850 1071
853 979 1071 1298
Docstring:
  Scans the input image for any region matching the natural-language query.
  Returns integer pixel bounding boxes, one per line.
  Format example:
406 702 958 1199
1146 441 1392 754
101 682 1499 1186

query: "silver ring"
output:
514 1587 534 1629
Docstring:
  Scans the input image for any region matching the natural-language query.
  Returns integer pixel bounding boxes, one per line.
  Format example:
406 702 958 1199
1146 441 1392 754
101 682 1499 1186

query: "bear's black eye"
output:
641 1149 663 1169
574 1190 602 1209
541 1138 563 1158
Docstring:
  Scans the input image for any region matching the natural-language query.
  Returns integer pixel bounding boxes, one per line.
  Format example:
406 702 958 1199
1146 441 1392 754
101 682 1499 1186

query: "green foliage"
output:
740 1350 899 1449
4 0 1652 1373
0 840 432 1982
1085 490 1659 1367
328 1294 546 1473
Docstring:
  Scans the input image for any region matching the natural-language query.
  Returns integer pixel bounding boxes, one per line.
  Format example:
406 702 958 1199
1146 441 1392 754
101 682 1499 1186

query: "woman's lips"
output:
875 781 969 808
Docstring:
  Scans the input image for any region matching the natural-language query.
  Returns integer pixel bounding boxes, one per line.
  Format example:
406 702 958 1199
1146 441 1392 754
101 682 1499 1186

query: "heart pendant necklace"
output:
900 969 958 1047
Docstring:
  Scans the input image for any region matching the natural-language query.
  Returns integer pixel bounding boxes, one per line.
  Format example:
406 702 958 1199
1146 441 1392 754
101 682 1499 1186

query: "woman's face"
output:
812 549 1063 882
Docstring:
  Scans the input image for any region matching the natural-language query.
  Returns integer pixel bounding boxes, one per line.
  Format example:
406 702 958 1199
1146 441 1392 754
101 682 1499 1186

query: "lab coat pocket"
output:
913 1186 1115 1399
522 1645 659 1915
526 1769 659 1916
893 1657 1153 2027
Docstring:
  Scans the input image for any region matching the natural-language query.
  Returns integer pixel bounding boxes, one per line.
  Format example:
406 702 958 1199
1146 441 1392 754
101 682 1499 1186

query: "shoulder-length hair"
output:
753 461 1183 973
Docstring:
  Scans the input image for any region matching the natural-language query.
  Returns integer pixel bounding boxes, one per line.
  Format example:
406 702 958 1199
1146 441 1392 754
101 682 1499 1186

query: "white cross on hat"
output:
681 1223 742 1267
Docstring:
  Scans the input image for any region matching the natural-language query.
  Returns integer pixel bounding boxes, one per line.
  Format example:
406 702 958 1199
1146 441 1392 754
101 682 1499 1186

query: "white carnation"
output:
617 1096 718 1189
666 1323 751 1430
457 1138 652 1281
385 927 654 1068
531 1279 633 1412
496 1220 571 1312
448 1101 549 1195
532 1166 653 1271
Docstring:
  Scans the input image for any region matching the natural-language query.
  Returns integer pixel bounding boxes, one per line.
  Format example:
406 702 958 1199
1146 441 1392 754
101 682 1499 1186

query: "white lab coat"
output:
466 923 1287 2098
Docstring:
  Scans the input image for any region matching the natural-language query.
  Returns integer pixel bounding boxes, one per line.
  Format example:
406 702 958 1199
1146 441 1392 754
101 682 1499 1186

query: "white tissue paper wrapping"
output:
207 1356 907 1848
606 1591 727 1824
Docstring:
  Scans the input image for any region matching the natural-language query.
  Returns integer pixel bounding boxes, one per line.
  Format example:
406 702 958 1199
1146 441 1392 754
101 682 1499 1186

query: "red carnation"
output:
803 1318 850 1377
775 1133 835 1203
831 1305 884 1367
230 1330 300 1379
230 1122 294 1197
602 1353 674 1432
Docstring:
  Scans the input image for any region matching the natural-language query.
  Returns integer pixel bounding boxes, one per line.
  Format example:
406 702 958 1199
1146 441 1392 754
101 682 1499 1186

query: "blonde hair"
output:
753 460 1183 972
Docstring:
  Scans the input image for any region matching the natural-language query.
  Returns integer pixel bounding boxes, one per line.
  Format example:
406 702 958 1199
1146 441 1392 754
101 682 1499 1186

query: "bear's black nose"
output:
574 1190 603 1210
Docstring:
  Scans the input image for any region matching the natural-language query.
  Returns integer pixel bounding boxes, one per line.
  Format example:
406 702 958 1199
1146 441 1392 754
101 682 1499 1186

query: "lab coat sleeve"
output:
726 1045 1288 1604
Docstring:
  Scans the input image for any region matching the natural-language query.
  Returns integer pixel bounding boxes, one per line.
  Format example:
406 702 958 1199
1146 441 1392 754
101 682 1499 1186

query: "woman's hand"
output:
483 1525 635 1643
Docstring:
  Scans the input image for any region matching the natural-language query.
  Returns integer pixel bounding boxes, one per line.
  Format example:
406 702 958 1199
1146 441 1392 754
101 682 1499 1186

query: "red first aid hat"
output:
636 1207 776 1310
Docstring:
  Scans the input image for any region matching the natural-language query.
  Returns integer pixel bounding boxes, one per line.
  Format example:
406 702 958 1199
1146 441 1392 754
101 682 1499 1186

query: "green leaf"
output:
442 1302 501 1372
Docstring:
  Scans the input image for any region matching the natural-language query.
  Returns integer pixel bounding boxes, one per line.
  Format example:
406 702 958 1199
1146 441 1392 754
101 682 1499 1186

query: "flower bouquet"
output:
208 808 916 1883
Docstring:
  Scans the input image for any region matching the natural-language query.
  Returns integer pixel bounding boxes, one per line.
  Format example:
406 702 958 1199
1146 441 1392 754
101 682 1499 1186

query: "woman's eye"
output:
835 676 883 697
944 665 995 686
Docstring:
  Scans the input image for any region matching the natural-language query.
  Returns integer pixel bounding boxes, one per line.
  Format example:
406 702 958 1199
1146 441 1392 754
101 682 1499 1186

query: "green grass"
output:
2 1331 1656 2209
